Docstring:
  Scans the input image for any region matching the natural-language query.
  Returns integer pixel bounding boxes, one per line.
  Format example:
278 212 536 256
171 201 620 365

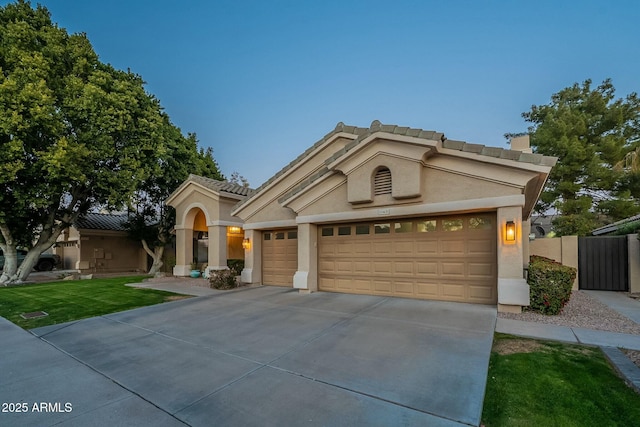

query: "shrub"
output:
527 255 577 315
209 269 239 290
227 259 244 275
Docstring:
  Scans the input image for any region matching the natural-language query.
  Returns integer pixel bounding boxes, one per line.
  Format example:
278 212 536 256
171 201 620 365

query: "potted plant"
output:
190 260 201 278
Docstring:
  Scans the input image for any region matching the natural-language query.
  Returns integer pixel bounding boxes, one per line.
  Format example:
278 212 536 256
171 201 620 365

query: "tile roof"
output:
186 174 254 197
167 174 254 204
75 213 129 231
592 214 640 235
274 120 558 204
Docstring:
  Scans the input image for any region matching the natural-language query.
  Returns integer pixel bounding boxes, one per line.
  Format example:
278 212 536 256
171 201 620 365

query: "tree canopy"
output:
523 79 640 236
0 1 222 282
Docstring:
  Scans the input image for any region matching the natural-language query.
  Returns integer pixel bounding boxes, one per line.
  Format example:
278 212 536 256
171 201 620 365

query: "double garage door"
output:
318 213 497 304
261 214 497 304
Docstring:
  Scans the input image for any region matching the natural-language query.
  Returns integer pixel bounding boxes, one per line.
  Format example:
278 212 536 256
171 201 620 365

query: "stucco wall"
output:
239 136 354 223
77 232 146 273
529 236 579 289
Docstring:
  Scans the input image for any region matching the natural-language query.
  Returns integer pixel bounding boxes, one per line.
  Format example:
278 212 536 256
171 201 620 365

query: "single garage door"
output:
262 229 298 286
318 213 497 304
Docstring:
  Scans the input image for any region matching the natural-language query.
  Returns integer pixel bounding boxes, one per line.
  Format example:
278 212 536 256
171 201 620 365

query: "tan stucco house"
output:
55 213 148 273
168 121 556 312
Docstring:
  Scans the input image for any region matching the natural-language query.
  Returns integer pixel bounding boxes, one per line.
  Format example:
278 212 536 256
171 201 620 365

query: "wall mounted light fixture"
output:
505 221 516 242
242 238 251 250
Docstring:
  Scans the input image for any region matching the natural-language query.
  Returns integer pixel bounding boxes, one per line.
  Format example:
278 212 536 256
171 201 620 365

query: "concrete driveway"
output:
4 286 496 426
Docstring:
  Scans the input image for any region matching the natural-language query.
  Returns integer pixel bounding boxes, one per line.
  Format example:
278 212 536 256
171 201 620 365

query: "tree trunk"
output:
4 227 66 284
141 239 164 275
0 244 19 285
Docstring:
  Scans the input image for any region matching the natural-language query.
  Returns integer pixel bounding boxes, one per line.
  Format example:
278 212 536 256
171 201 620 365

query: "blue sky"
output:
7 0 640 186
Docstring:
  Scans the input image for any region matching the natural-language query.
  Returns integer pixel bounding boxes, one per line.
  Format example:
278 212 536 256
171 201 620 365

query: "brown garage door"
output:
262 229 298 286
318 213 497 304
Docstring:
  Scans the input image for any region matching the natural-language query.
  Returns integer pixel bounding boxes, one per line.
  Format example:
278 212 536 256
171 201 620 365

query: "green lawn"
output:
482 334 640 427
0 276 190 329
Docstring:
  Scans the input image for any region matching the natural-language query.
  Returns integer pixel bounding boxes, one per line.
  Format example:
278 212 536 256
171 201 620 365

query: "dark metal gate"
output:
578 236 628 291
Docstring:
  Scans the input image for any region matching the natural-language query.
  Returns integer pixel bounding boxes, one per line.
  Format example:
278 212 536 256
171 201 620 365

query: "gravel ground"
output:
498 290 640 368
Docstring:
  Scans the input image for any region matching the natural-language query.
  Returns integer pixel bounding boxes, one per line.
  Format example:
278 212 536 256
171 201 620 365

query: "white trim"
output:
296 195 525 224
208 220 244 227
177 202 213 227
242 219 298 230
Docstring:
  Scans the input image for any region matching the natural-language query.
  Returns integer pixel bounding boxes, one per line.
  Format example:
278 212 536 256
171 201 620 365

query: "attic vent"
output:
374 168 392 196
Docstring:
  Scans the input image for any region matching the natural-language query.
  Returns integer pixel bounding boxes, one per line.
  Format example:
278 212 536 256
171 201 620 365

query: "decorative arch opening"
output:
186 207 208 267
373 167 392 196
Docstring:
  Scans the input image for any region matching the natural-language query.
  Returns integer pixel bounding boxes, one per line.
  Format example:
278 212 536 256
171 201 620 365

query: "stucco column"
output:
496 206 528 312
173 226 193 276
241 229 262 284
206 225 228 273
293 223 318 293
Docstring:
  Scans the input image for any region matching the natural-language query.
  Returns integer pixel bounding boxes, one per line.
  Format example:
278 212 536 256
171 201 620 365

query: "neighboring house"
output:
530 215 553 238
591 214 640 236
168 121 556 313
55 213 148 274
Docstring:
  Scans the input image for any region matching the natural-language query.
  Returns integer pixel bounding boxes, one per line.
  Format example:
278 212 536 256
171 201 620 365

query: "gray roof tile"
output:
239 120 558 208
75 213 129 231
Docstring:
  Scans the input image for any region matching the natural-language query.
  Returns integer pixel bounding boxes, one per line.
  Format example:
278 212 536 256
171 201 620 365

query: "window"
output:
322 227 334 237
338 226 351 236
264 233 271 241
356 224 370 235
287 231 298 239
374 168 392 196
374 223 391 234
417 220 437 232
443 219 463 232
275 232 285 240
469 217 492 230
394 222 412 233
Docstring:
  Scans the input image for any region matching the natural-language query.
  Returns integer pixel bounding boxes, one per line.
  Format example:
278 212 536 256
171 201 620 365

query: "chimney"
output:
511 135 532 153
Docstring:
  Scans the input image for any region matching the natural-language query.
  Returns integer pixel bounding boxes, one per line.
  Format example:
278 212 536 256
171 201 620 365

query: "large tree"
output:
125 122 223 275
523 79 640 236
0 1 166 283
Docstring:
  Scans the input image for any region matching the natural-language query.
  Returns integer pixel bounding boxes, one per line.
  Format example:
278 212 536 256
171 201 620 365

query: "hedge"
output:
527 255 577 315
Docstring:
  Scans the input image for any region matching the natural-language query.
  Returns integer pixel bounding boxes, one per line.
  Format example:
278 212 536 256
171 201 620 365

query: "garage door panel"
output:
336 278 355 291
262 228 297 287
469 285 494 301
354 242 372 255
373 242 392 254
416 261 438 275
354 261 371 273
394 241 414 254
373 261 392 274
337 242 354 255
354 279 372 291
468 262 494 278
373 280 392 293
416 240 438 254
319 277 336 290
467 239 493 255
442 283 465 299
394 282 414 295
319 214 496 304
441 240 465 254
416 282 439 298
394 261 414 275
336 261 352 273
441 262 466 276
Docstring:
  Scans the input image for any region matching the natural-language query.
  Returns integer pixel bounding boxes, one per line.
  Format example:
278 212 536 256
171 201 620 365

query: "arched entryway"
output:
166 175 249 277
